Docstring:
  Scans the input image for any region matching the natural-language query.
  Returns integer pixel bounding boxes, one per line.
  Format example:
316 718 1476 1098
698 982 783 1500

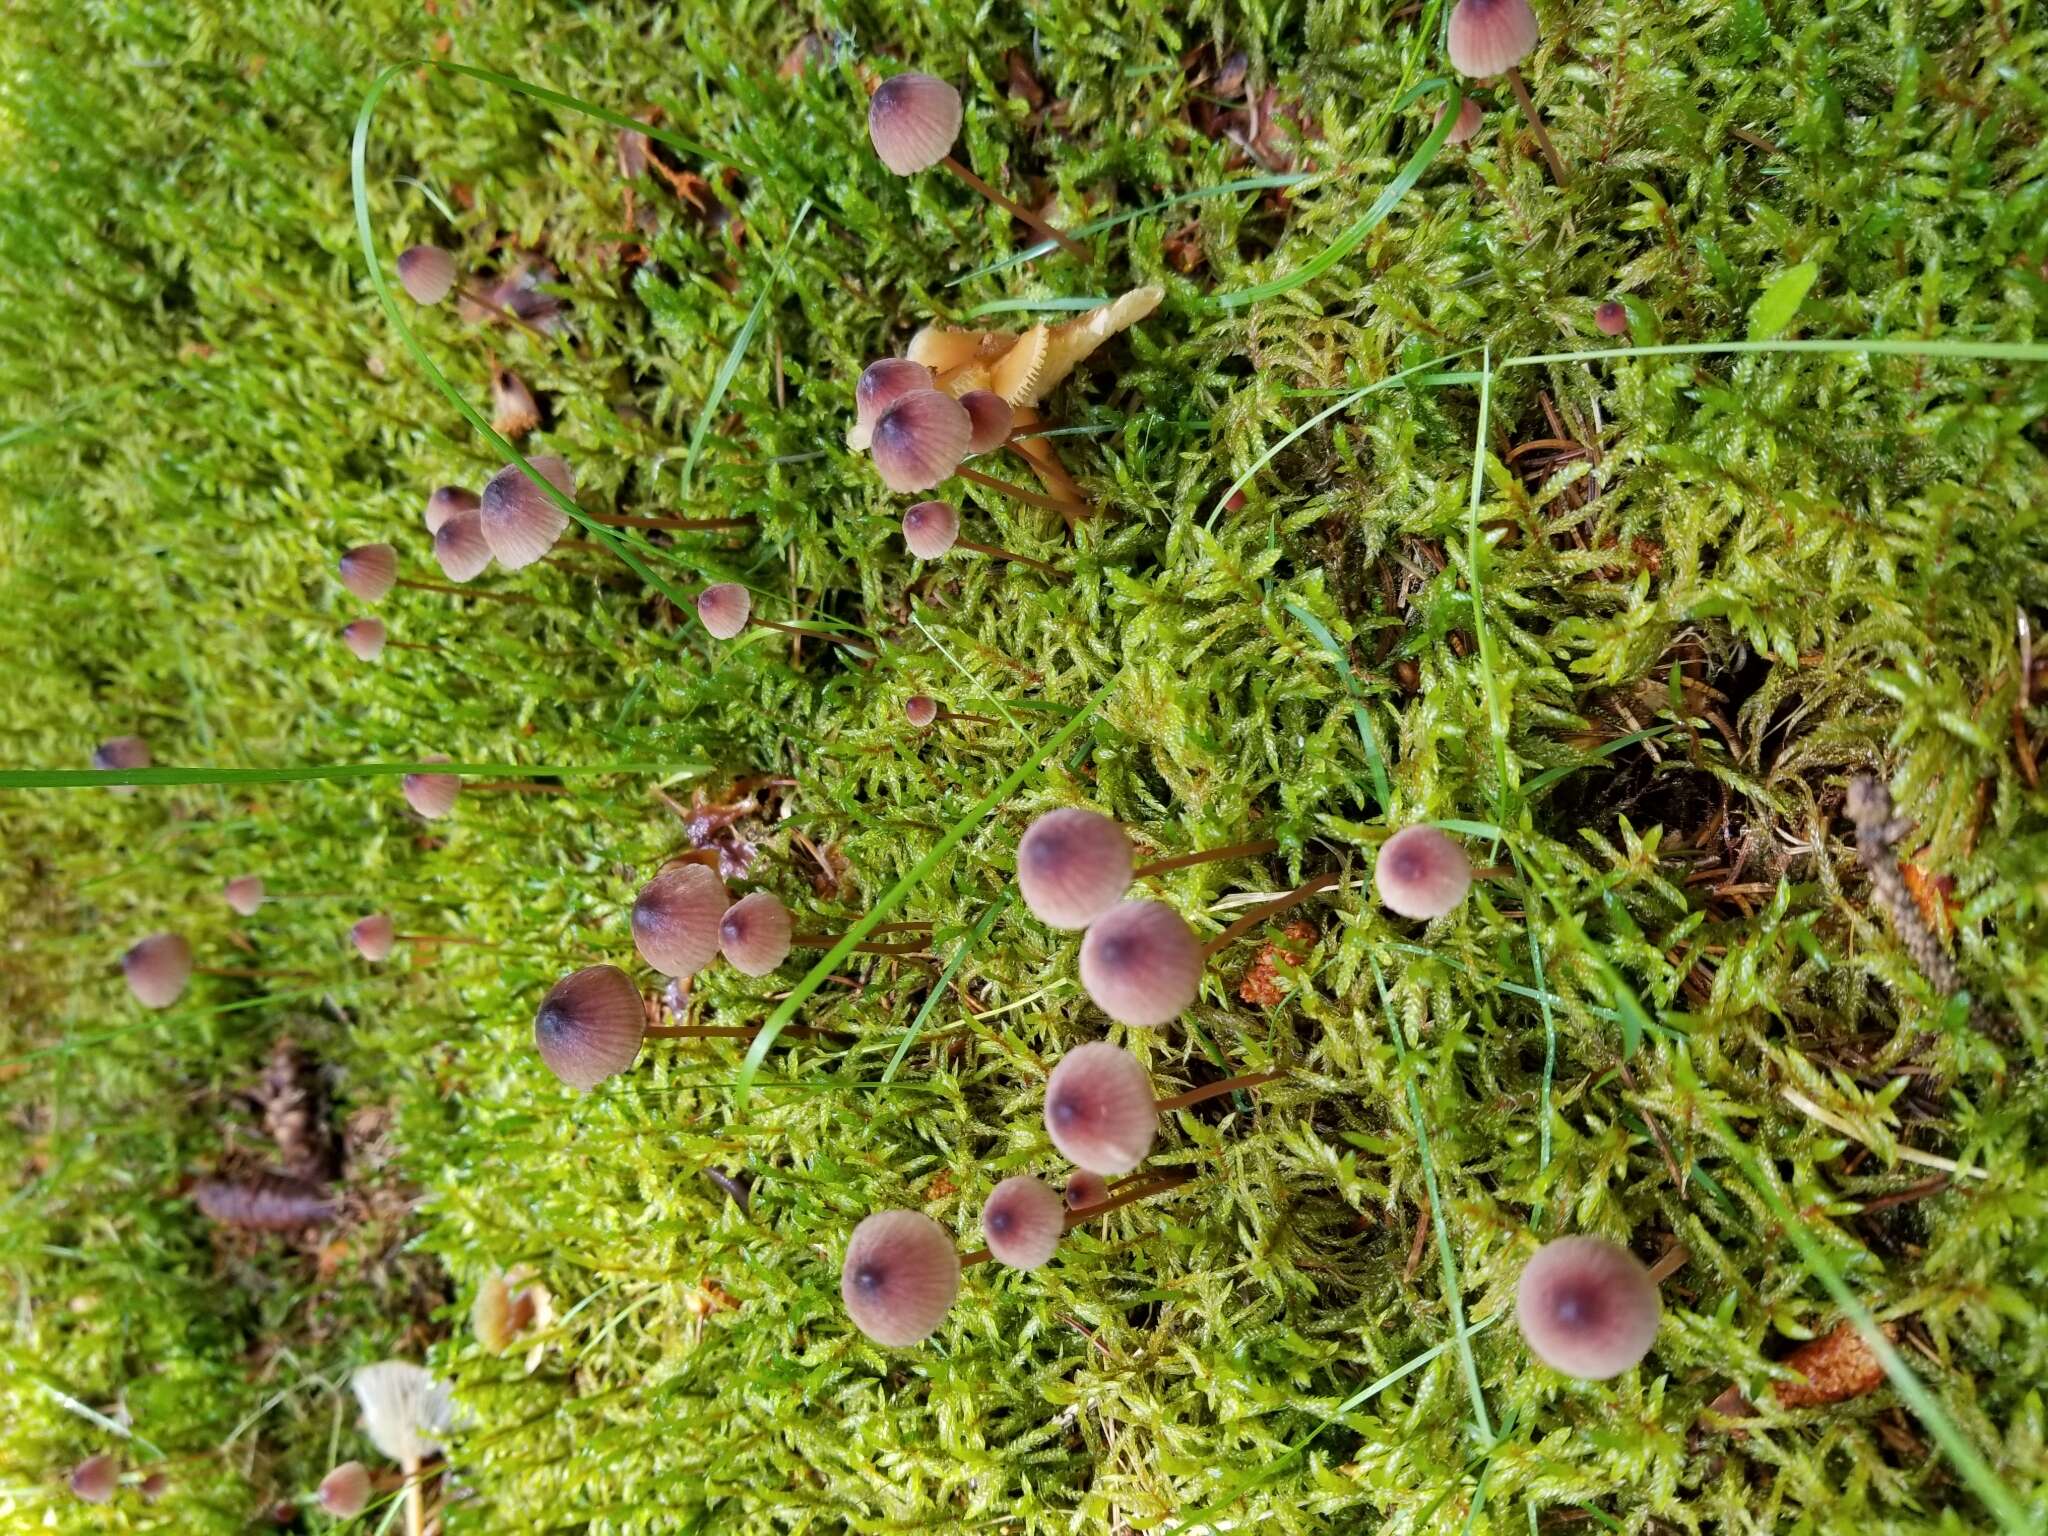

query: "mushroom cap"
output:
350 1360 452 1466
632 864 730 978
1065 1168 1109 1210
433 507 494 583
338 543 398 604
901 500 960 560
982 1176 1066 1269
424 485 479 533
840 1209 961 1346
719 890 793 976
960 389 1013 454
318 1461 371 1519
1516 1235 1662 1379
1016 808 1133 929
871 389 972 494
341 618 387 661
1374 825 1473 919
402 757 461 820
867 72 963 176
491 367 540 436
479 456 574 570
1447 0 1539 78
904 694 940 730
533 964 647 1090
1044 1041 1158 1175
1437 94 1485 143
91 734 151 773
1595 301 1629 337
351 913 397 962
396 243 458 305
122 932 191 1009
855 358 936 440
69 1453 118 1504
224 875 266 916
696 583 752 640
1078 900 1204 1027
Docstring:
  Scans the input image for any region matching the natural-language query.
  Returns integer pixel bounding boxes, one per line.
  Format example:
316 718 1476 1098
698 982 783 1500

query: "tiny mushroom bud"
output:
959 389 1013 454
696 583 752 640
318 1461 372 1519
433 507 494 583
853 358 935 447
632 865 730 978
351 913 397 962
92 734 150 794
1044 1041 1158 1175
424 485 479 533
1436 95 1484 143
1016 808 1134 929
402 757 462 820
491 366 540 438
69 1453 118 1504
840 1209 960 1346
981 1176 1066 1269
396 243 458 306
904 695 940 730
123 933 191 1009
870 388 972 494
338 543 398 604
139 1470 168 1501
224 875 266 916
1079 900 1204 1027
342 618 387 661
720 890 794 976
1447 0 1539 77
1065 1168 1108 1210
1516 1236 1662 1379
1374 825 1473 920
1595 301 1629 337
533 964 647 1090
901 500 960 560
479 455 575 570
867 72 964 176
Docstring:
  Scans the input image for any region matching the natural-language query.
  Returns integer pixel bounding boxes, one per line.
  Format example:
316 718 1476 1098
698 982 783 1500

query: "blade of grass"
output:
431 60 746 170
1 761 701 790
1503 338 2048 366
1284 603 1391 814
879 890 1012 1084
958 295 1112 317
730 683 1110 1109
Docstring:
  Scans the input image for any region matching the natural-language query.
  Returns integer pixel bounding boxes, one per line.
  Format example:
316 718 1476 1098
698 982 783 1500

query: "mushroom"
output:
870 388 973 494
840 1209 961 1347
900 499 1054 572
351 1360 453 1536
396 244 457 306
866 72 1087 261
1595 301 1629 337
479 456 576 570
1515 1235 1662 1379
122 932 192 1009
341 618 388 661
959 389 1014 454
91 734 150 795
1077 899 1204 1026
1043 1041 1159 1175
694 584 856 648
981 1176 1066 1269
472 1268 550 1356
903 694 996 731
848 358 936 452
433 507 495 583
68 1453 118 1504
1435 94 1484 144
1016 808 1135 929
718 891 794 976
1373 825 1473 919
401 758 462 820
349 914 400 962
224 875 266 915
532 964 648 1089
317 1461 372 1519
338 543 399 603
1065 1168 1109 1210
1445 0 1565 186
490 364 540 438
423 485 479 533
632 864 729 978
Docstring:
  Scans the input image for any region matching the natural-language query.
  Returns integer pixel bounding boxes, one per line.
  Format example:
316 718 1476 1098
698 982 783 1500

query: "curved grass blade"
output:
1503 338 2048 367
959 295 1112 317
1283 603 1390 813
731 685 1110 1110
880 889 1012 1084
432 60 746 171
0 761 699 790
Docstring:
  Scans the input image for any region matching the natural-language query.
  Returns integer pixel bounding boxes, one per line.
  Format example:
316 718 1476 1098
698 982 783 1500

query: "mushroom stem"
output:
960 1169 1192 1265
956 465 1090 518
455 283 552 342
1133 837 1278 879
383 639 440 653
401 1455 425 1536
750 617 869 650
194 965 319 980
393 934 494 947
955 537 1057 573
393 576 533 603
1505 66 1569 186
583 512 756 533
1645 1242 1690 1286
937 156 1090 263
1199 871 1343 958
1153 1071 1282 1114
934 708 1001 726
1006 413 1093 520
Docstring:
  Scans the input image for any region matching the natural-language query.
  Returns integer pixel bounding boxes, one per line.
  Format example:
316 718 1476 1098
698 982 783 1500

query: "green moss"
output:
3 0 2047 1531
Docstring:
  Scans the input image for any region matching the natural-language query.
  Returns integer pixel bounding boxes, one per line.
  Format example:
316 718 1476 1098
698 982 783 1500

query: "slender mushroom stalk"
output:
904 694 998 730
694 584 864 650
1199 872 1344 958
901 500 1054 572
1447 0 1566 186
866 73 1088 262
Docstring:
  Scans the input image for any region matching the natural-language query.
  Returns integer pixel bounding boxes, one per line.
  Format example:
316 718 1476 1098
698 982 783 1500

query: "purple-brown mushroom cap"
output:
1016 808 1133 929
1044 1041 1158 1175
719 890 793 976
533 964 647 1090
632 865 730 978
1065 1168 1109 1210
402 757 461 820
1595 301 1629 337
396 243 458 305
696 583 752 640
318 1461 371 1519
904 695 940 730
69 1454 118 1504
901 500 960 560
341 618 387 661
433 508 494 583
224 875 266 916
840 1209 961 1346
122 933 191 1009
960 389 1013 454
92 734 150 794
1079 900 1204 1027
856 358 935 436
351 913 397 963
1516 1235 1662 1379
1447 0 1539 78
867 73 964 176
479 456 574 570
424 485 479 533
338 543 398 604
1374 825 1473 919
982 1176 1066 1269
871 389 972 494
1437 95 1485 143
